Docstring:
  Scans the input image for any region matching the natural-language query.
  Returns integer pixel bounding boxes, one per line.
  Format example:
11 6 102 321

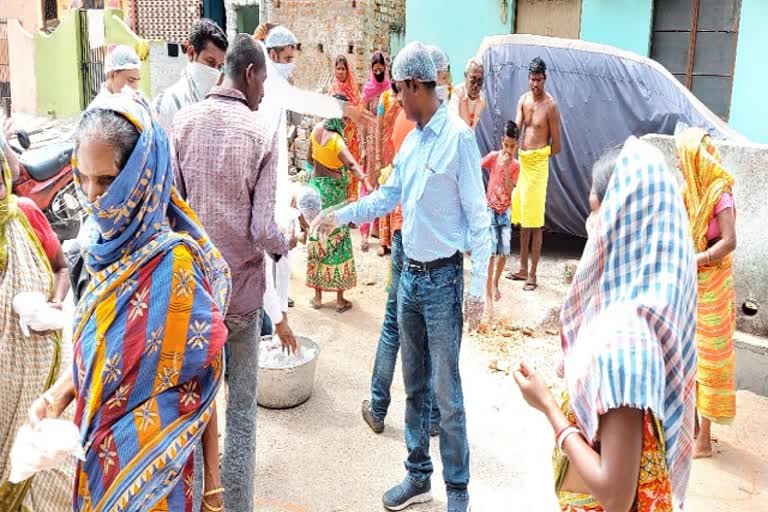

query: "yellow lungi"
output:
511 145 551 228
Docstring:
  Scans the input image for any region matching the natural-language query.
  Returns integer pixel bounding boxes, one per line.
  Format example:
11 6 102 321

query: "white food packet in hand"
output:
9 419 85 483
12 292 67 336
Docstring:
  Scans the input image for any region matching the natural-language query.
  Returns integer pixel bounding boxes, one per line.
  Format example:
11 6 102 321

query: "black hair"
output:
226 34 266 79
270 44 295 56
371 51 386 69
335 55 349 70
504 120 519 139
189 18 228 55
529 57 547 77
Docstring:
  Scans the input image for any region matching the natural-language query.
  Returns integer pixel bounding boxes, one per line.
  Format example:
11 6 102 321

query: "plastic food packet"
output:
12 291 67 336
9 419 85 483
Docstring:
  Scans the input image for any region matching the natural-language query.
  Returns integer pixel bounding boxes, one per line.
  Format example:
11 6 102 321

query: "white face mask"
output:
436 84 449 102
187 61 221 97
273 62 295 81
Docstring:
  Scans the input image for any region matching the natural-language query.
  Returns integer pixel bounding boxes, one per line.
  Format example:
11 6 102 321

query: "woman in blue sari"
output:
28 92 231 512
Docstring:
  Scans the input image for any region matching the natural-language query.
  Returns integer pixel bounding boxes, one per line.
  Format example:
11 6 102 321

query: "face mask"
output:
274 62 295 81
374 71 385 83
188 62 221 97
436 85 449 102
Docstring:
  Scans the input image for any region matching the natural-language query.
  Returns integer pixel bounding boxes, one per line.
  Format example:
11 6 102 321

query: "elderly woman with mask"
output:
27 92 230 512
514 138 698 511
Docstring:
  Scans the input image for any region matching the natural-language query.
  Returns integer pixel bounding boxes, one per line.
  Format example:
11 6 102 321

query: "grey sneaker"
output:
383 477 432 511
447 490 470 512
361 400 384 433
430 423 440 437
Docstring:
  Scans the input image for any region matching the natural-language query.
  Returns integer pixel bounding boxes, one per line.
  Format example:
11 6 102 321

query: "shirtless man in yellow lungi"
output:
509 57 561 291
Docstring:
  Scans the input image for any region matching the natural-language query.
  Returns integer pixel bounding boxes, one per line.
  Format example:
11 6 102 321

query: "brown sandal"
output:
336 300 353 313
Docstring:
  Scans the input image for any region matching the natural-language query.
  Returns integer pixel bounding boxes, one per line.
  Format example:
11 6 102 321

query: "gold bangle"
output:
202 497 224 512
203 487 225 497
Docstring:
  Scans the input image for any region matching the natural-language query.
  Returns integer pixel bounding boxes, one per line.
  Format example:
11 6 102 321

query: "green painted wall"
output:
729 0 766 143
104 9 151 98
35 11 83 118
405 0 513 83
580 0 654 56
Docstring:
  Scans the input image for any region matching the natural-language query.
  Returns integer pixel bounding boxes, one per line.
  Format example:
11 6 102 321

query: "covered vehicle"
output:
474 34 746 237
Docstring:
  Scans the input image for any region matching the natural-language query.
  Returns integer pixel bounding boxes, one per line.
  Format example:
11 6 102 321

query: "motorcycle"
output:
9 130 82 241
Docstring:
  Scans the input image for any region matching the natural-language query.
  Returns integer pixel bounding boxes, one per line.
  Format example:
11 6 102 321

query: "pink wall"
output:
8 19 37 114
0 0 41 33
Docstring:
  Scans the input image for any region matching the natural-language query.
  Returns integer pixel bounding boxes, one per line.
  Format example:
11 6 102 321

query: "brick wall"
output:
270 0 405 91
135 0 200 42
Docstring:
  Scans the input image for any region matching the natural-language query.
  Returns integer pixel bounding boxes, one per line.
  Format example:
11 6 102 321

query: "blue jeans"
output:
193 311 264 511
261 312 274 337
370 232 440 427
398 260 469 493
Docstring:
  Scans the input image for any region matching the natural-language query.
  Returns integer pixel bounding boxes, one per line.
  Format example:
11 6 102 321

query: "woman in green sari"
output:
306 99 369 313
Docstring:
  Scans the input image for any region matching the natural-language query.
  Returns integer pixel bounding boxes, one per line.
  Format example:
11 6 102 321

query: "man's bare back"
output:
517 91 561 154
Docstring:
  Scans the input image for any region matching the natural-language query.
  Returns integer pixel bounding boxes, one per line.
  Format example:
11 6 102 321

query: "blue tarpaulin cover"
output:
473 35 745 237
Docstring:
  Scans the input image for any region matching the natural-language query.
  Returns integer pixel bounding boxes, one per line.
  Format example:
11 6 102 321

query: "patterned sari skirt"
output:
695 257 736 423
553 394 673 511
306 174 357 292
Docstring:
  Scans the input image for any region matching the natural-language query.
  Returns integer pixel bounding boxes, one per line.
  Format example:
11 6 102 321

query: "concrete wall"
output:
148 42 186 99
104 9 151 98
579 0 653 56
270 0 405 91
7 19 37 114
0 0 41 33
729 0 767 144
641 134 768 338
406 0 512 84
35 11 82 118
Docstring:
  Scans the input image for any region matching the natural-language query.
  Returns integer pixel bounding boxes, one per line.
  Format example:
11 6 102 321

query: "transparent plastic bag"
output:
12 292 66 336
9 419 85 483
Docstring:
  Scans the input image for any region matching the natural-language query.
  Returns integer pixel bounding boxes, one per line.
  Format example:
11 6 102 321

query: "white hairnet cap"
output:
392 41 437 82
265 26 298 49
426 45 449 73
104 45 141 75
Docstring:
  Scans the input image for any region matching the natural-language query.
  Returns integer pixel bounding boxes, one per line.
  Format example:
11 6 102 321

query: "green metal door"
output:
236 5 260 35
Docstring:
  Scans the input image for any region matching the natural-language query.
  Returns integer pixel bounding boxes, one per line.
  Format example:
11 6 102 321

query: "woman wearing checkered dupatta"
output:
0 153 73 511
27 92 231 512
514 137 698 511
675 127 737 459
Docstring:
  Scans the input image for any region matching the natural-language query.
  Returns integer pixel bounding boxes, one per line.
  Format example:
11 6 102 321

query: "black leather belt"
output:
404 252 462 273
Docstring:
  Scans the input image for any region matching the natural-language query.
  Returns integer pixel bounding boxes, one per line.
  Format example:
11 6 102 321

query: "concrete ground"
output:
250 232 768 512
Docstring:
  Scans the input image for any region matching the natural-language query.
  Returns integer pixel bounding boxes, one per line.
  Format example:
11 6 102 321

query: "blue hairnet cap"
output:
265 26 298 49
426 45 449 73
392 41 437 82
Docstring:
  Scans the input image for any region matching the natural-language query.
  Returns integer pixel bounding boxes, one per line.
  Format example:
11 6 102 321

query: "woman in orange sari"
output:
374 84 401 256
675 127 737 459
329 55 362 203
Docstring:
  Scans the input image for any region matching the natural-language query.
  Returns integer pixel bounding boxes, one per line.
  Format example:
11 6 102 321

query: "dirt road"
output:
252 234 768 511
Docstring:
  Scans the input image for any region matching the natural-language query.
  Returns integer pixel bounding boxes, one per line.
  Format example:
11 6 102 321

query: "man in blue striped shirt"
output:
312 41 490 512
